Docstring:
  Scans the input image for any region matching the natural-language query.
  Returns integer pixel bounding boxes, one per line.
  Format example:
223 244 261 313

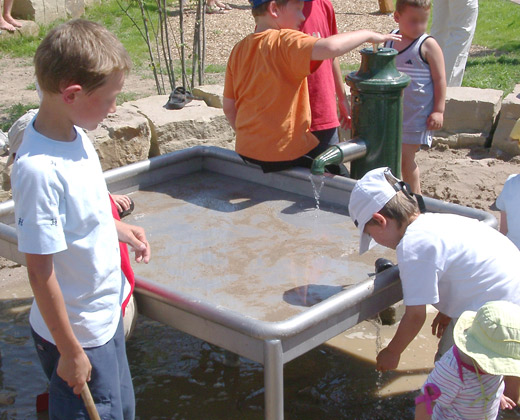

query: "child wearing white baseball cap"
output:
348 167 520 403
415 300 520 419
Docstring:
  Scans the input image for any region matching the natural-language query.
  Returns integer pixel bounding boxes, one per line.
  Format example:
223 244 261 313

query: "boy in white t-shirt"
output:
348 167 520 402
11 20 150 419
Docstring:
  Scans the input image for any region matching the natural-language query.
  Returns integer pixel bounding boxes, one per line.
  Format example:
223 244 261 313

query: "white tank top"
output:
386 31 434 132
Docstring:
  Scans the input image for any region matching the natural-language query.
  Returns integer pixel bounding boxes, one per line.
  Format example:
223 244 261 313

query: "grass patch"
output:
0 0 158 70
463 0 520 94
83 0 158 70
205 64 226 74
0 103 39 132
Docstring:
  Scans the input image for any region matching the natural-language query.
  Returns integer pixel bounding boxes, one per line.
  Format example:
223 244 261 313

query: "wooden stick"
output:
372 42 378 53
81 384 101 420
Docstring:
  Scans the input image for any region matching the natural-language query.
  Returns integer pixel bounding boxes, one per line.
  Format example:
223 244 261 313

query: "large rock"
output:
12 0 85 24
87 107 151 171
122 96 235 156
192 85 224 109
433 87 502 147
492 84 520 156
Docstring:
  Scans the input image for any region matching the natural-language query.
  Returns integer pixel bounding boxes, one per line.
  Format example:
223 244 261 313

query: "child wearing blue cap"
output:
223 0 401 173
348 167 520 404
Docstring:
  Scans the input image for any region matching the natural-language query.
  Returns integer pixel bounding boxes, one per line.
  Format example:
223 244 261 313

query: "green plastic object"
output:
310 140 367 175
346 47 410 179
310 146 343 175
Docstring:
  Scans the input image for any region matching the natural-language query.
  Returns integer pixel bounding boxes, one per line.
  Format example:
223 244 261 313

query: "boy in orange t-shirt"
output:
223 0 401 173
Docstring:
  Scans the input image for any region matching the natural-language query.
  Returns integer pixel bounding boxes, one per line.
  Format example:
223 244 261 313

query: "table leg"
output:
264 339 283 420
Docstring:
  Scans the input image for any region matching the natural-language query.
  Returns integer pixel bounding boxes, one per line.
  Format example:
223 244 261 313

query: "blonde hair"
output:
396 0 431 13
34 19 132 94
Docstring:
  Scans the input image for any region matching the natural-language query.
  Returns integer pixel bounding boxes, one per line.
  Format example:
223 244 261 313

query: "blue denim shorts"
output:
32 314 134 420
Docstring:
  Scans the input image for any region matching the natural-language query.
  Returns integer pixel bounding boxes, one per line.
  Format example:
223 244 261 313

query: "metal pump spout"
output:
310 139 367 175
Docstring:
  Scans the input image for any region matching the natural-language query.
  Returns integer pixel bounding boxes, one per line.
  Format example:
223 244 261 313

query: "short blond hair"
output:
34 19 132 94
396 0 431 13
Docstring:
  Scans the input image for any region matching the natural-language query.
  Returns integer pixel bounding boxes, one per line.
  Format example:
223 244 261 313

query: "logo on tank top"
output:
405 59 413 65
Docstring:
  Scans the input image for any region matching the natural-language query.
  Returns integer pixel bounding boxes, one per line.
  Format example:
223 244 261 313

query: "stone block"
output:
491 84 520 156
0 156 12 202
432 132 487 148
192 85 224 109
87 107 152 171
122 96 235 156
12 0 83 24
440 87 502 135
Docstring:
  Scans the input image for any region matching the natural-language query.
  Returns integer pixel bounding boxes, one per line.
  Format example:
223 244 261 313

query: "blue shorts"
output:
32 314 134 420
402 130 432 147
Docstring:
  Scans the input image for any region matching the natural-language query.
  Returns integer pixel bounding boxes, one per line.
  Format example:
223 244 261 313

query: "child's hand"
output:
338 96 351 130
111 193 132 213
116 220 151 264
427 112 443 130
431 312 451 338
376 347 400 372
369 32 402 45
57 348 92 395
500 394 517 410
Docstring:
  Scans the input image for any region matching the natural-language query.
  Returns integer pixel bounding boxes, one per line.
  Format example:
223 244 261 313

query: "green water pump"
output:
310 47 410 179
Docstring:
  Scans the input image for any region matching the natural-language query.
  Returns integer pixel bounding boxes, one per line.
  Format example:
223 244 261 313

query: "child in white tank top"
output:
384 0 446 195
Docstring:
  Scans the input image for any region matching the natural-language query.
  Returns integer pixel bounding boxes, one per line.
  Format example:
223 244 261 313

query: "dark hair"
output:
252 0 291 17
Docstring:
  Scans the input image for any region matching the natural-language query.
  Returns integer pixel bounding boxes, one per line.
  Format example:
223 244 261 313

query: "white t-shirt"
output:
496 174 520 249
11 119 123 347
397 213 520 318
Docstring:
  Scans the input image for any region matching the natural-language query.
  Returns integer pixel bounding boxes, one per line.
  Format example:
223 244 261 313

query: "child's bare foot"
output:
3 15 22 28
0 16 16 31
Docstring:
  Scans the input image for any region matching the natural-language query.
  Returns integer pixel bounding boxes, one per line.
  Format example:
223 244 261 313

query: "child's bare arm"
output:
422 38 446 131
415 400 432 420
223 97 237 131
25 253 91 395
376 304 427 371
332 58 351 130
499 211 509 236
311 30 402 61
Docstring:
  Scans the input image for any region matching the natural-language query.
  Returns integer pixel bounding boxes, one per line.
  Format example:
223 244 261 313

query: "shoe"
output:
165 86 193 110
118 198 134 218
206 5 226 13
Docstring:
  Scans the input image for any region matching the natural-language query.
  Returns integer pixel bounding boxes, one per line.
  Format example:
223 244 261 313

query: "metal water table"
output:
0 146 496 420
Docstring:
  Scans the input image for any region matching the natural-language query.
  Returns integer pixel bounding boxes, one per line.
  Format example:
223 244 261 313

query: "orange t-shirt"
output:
224 29 320 162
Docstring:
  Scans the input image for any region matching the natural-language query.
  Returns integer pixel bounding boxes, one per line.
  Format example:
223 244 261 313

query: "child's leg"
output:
401 143 421 195
504 376 520 405
33 316 134 420
86 314 135 420
1 0 22 29
434 318 456 362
